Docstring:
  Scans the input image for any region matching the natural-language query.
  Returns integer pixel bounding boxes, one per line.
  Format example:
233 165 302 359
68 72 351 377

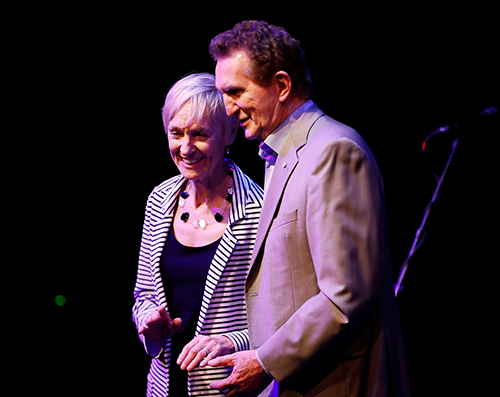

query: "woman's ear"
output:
225 123 238 147
275 71 293 103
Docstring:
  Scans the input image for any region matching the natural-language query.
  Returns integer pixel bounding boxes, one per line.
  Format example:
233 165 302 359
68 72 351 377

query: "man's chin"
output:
243 126 262 141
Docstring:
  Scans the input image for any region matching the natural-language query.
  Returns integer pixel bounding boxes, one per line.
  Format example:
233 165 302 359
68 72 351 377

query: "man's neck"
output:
284 97 308 120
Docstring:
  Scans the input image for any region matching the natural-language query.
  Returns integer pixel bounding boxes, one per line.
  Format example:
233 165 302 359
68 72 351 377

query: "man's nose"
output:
223 94 239 117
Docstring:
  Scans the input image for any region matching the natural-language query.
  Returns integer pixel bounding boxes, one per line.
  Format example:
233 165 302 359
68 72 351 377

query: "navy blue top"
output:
160 229 220 396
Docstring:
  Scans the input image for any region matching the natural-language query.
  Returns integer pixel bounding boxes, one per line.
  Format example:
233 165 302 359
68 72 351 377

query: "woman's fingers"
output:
177 336 220 371
139 308 182 340
168 317 182 335
199 347 218 368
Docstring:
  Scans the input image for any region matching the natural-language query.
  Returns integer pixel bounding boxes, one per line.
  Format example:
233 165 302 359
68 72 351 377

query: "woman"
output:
132 73 263 396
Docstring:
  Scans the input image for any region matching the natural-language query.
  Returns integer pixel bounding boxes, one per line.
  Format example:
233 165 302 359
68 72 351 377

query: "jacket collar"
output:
280 103 324 157
250 104 325 266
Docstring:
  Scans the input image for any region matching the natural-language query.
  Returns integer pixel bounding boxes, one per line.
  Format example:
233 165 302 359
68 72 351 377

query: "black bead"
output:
214 212 223 222
226 193 232 203
180 191 189 199
180 212 189 222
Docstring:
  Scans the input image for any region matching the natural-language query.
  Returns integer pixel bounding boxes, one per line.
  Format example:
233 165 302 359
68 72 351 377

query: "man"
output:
207 21 410 397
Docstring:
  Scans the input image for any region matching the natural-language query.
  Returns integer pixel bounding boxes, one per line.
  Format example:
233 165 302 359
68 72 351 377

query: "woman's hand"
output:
138 306 182 353
177 335 235 371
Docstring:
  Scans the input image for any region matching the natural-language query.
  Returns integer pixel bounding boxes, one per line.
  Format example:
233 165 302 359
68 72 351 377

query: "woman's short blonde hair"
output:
162 73 238 141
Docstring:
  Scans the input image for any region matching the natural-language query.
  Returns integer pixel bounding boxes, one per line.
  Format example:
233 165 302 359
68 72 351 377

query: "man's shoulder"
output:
311 113 356 137
303 109 378 165
307 111 363 148
298 103 358 140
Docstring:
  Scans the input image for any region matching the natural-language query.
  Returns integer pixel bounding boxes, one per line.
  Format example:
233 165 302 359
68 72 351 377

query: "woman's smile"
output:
180 155 204 166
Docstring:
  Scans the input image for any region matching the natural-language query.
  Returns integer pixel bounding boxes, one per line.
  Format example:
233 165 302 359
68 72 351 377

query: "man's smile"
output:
239 116 250 125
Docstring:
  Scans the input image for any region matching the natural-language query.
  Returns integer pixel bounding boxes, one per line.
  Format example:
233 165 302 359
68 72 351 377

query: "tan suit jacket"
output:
247 104 410 396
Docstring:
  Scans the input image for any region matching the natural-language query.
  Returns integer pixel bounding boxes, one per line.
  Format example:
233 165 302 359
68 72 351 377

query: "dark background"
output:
18 3 498 396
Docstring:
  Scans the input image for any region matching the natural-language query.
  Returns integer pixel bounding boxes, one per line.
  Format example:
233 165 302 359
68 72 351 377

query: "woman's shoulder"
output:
147 174 185 203
155 174 184 192
230 160 264 200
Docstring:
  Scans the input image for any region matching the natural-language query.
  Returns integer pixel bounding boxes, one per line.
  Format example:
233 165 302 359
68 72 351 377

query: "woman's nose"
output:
180 136 195 155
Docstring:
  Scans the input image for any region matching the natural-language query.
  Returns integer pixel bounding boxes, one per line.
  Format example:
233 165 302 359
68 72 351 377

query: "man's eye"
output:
227 89 243 96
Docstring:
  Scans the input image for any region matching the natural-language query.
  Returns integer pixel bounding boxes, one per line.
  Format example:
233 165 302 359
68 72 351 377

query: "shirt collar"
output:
258 141 277 165
262 100 314 156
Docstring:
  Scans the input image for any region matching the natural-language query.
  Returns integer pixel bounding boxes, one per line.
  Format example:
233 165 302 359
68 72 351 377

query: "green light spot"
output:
54 295 67 306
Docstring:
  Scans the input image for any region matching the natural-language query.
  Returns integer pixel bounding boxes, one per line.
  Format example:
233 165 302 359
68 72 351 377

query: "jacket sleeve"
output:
132 189 163 357
257 137 387 386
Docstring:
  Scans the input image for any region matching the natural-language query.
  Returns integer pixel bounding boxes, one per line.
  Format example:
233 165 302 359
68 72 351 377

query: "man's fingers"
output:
209 379 232 394
208 354 233 368
209 350 271 395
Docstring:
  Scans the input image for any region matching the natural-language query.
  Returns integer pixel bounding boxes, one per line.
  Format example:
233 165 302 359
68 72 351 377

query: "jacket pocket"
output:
270 209 298 231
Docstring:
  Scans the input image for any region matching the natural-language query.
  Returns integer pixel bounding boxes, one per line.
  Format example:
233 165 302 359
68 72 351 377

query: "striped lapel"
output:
150 175 186 307
196 160 248 333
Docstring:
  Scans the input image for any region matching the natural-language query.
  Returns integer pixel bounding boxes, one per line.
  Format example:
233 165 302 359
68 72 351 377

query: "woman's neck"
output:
186 164 231 208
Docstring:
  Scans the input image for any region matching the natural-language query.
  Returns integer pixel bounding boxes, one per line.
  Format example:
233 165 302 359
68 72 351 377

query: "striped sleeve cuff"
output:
221 329 250 352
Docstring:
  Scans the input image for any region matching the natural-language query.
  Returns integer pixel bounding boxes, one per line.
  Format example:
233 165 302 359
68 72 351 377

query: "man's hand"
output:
208 350 272 396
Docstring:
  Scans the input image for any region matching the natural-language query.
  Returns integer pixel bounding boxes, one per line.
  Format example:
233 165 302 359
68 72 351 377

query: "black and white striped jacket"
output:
132 160 263 396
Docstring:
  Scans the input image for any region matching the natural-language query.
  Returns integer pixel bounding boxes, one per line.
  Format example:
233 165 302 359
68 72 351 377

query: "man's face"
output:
215 51 286 141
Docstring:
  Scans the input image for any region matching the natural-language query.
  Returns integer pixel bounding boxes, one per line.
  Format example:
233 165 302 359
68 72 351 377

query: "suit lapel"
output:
249 106 325 271
250 145 297 265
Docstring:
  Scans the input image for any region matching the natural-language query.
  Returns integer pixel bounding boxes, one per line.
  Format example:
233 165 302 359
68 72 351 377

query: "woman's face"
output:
167 103 229 185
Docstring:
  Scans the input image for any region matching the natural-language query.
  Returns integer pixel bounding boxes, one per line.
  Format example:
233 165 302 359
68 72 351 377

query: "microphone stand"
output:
394 136 460 297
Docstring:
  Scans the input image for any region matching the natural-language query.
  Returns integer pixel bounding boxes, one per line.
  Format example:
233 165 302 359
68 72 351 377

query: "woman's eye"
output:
193 130 210 139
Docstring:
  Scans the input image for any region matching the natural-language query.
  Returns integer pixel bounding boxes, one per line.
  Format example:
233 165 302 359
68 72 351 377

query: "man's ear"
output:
275 71 292 103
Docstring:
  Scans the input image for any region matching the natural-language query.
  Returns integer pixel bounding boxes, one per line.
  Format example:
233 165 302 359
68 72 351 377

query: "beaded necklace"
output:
179 187 233 230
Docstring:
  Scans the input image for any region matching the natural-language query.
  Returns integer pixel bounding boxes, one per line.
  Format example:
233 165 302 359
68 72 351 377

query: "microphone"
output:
422 106 498 151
